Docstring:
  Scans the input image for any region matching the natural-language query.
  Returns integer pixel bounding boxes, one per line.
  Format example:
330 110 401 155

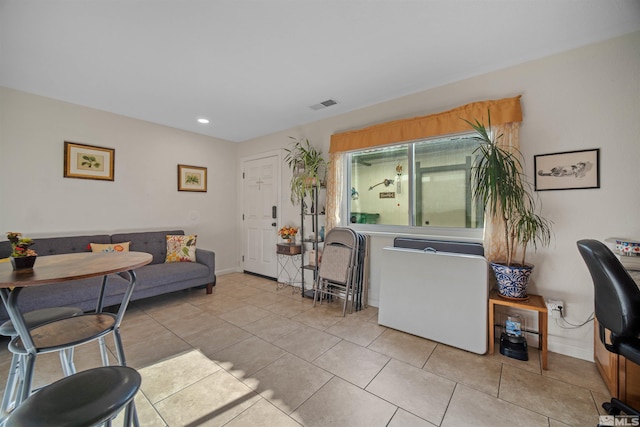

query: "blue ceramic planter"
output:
491 262 533 299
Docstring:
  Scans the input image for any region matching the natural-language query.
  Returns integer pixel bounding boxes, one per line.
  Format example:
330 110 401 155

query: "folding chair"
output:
313 227 358 316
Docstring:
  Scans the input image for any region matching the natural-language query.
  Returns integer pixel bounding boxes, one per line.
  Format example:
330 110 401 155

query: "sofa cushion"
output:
122 262 209 291
110 230 184 264
90 242 130 253
165 235 197 263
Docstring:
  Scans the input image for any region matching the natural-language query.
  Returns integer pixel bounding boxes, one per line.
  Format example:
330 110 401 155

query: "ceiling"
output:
1 1 639 143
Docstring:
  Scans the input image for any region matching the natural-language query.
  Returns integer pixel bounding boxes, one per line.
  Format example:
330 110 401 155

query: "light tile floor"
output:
0 272 612 426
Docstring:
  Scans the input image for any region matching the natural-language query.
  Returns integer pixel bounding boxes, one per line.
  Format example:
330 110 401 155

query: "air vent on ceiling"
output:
309 99 338 111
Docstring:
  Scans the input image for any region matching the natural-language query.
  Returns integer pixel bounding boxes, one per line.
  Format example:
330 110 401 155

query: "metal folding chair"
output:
313 227 358 316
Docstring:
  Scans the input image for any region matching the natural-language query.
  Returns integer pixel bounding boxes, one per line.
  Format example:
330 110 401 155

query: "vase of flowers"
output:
7 232 38 271
277 226 299 243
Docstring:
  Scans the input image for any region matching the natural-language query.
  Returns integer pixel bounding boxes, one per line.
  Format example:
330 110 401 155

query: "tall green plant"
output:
514 208 552 266
464 112 552 266
284 137 327 205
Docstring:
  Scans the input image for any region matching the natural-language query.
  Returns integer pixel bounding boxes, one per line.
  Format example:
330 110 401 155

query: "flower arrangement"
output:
6 232 37 257
277 226 299 242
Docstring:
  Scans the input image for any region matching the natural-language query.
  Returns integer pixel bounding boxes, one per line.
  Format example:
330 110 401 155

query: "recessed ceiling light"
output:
196 117 210 124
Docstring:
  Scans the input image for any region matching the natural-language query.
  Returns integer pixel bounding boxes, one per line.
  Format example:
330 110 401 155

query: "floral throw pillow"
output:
165 235 197 263
90 242 130 253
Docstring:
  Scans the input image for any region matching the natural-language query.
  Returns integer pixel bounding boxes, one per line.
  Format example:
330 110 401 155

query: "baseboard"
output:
548 339 594 362
216 267 240 276
243 270 277 281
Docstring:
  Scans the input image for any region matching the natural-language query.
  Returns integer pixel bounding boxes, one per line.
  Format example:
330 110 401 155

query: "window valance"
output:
329 95 522 153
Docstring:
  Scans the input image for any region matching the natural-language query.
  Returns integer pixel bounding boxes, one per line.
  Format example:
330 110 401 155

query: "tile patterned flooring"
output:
0 272 611 426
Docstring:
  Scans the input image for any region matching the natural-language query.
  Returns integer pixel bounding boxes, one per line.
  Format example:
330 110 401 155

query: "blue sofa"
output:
0 230 216 321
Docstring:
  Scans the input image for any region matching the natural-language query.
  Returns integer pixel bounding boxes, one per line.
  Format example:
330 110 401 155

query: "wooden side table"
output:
488 289 548 369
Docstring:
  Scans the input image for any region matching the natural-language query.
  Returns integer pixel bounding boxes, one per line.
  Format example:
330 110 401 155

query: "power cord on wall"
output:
554 307 594 329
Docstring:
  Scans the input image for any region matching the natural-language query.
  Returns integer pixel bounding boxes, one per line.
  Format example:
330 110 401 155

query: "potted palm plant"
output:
284 137 327 205
465 113 552 299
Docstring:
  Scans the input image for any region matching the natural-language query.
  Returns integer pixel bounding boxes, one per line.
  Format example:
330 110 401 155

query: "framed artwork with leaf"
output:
64 141 115 181
178 164 207 192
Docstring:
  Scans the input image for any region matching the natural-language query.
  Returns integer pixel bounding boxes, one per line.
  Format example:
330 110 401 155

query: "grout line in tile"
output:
420 342 438 369
363 356 392 390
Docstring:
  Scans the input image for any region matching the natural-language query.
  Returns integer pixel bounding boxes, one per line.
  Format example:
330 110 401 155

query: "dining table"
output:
0 251 152 411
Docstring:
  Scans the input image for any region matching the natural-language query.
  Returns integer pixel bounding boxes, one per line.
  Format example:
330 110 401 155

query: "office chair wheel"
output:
603 401 621 415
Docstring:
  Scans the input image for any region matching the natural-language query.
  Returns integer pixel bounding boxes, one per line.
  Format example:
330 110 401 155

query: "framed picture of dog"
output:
534 148 600 191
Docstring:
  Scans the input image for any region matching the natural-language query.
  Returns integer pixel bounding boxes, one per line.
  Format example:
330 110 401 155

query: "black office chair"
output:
577 239 640 418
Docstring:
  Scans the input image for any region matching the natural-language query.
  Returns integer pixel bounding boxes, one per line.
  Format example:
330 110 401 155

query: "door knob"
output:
272 222 277 227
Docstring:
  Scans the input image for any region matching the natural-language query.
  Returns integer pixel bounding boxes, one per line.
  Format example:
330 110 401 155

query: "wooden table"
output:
488 289 548 369
0 252 152 407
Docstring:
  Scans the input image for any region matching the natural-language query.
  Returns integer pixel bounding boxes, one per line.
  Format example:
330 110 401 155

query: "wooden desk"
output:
0 252 152 407
488 290 548 369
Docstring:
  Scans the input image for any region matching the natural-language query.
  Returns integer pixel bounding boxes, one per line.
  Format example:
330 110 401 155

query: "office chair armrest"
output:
599 323 627 358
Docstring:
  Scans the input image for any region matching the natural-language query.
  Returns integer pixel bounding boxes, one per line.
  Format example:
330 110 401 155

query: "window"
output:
348 133 483 230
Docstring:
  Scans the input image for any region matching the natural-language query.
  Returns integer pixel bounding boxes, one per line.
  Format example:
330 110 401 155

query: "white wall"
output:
0 87 240 275
237 32 640 361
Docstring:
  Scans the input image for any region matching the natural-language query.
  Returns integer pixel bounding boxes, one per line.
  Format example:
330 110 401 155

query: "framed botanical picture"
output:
178 164 207 192
534 148 600 191
64 141 115 181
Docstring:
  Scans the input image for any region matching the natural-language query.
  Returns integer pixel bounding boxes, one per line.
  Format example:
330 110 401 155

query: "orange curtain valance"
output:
330 95 522 153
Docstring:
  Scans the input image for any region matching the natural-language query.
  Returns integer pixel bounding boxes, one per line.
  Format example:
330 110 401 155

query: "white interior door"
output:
243 155 279 278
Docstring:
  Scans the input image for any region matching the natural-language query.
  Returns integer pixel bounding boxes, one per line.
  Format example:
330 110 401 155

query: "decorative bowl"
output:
609 238 640 256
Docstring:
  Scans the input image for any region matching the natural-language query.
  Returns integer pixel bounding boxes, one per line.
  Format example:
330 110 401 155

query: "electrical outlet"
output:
546 299 564 319
546 299 564 318
546 300 563 311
